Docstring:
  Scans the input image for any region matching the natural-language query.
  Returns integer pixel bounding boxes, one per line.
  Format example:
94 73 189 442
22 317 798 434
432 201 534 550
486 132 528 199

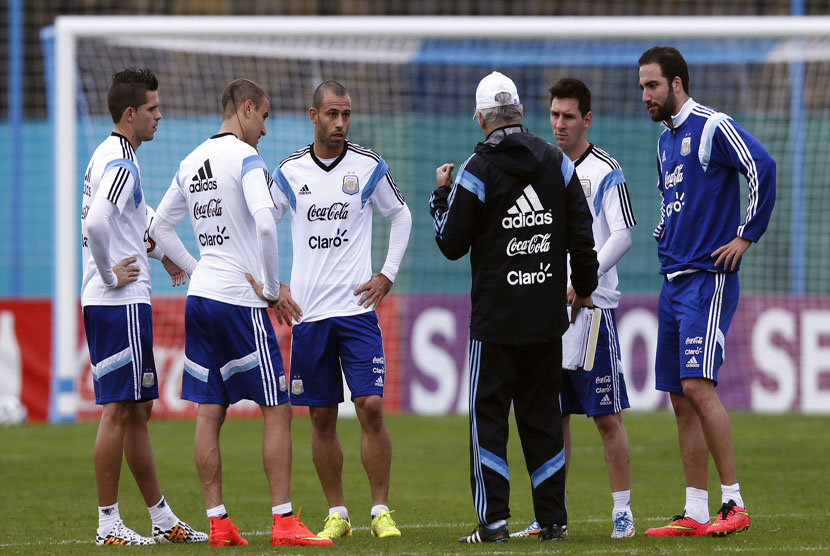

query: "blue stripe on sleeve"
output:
242 154 267 178
103 158 141 207
561 154 575 185
271 168 297 212
457 169 485 203
361 157 390 208
593 167 625 215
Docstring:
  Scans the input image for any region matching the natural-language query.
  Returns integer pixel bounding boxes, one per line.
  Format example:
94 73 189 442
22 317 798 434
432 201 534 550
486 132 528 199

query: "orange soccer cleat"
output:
271 511 333 546
645 513 710 537
208 516 248 546
706 501 751 536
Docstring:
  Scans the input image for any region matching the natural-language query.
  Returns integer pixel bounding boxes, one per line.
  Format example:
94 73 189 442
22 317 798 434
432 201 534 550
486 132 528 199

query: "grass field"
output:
1 411 828 555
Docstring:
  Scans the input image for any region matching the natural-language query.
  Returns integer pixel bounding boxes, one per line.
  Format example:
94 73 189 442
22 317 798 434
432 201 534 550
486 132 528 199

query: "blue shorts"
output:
84 303 158 405
182 296 288 407
561 308 630 417
655 272 739 393
289 312 386 406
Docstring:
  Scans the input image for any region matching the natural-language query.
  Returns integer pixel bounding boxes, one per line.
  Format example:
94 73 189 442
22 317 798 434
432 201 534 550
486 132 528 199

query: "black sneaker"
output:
458 523 509 543
539 523 568 541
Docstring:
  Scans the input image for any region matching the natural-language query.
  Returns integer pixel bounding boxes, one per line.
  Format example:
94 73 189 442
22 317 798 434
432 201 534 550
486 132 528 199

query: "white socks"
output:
206 504 227 519
721 483 745 507
684 487 710 524
371 504 389 518
272 502 292 516
612 489 632 516
97 502 121 537
329 506 349 520
148 496 178 530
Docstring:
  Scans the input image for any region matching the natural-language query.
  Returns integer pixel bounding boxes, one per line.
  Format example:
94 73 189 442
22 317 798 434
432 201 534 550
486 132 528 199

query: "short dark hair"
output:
312 80 348 110
639 46 690 95
107 68 158 123
548 77 591 117
221 79 267 119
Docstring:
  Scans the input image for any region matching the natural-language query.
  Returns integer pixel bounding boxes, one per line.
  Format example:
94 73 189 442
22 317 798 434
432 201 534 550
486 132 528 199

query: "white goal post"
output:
51 15 830 422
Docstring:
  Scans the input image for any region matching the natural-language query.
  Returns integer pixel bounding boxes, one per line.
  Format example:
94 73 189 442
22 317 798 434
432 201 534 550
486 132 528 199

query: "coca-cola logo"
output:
193 198 223 220
307 202 350 221
506 233 551 256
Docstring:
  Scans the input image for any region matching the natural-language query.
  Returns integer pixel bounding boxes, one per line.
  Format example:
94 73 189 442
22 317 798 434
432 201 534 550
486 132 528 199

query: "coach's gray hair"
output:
479 92 523 129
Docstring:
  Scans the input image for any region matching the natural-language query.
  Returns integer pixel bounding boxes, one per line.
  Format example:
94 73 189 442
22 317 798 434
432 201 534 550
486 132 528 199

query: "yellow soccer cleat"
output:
317 511 352 539
371 509 401 538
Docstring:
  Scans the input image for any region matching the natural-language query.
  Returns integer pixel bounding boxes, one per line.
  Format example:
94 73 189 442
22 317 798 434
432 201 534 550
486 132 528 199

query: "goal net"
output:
50 16 830 421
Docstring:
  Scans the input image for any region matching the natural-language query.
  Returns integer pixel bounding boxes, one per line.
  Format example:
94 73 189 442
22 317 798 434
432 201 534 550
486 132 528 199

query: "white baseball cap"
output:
474 71 520 116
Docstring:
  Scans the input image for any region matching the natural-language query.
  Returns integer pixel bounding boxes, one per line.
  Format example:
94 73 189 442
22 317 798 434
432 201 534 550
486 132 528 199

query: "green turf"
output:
1 411 828 554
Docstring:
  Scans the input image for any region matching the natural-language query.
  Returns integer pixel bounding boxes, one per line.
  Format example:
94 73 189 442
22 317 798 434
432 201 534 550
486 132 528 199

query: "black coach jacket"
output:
430 125 598 344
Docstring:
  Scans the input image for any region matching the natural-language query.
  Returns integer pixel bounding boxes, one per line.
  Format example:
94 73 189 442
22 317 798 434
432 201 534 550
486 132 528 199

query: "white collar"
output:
662 98 696 130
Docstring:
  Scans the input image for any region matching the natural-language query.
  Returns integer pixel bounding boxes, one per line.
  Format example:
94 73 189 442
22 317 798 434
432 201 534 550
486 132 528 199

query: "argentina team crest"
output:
342 173 359 195
580 178 592 197
681 136 692 156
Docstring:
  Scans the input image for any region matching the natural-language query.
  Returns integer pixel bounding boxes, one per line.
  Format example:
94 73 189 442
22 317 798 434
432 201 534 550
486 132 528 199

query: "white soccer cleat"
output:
611 510 635 538
96 520 155 546
152 519 209 543
510 518 541 538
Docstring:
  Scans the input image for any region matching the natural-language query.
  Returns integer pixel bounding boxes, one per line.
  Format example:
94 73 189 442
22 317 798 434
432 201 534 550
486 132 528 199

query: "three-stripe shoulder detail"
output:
279 145 311 168
348 142 381 163
590 146 621 171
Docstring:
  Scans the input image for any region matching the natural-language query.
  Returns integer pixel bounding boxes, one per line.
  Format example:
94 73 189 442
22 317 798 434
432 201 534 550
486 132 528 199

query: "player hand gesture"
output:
161 255 187 287
112 256 140 288
435 163 454 187
711 236 751 271
355 273 392 309
273 283 303 326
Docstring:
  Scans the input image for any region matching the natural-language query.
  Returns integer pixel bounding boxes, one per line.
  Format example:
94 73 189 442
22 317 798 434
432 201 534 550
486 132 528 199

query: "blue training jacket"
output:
653 99 776 276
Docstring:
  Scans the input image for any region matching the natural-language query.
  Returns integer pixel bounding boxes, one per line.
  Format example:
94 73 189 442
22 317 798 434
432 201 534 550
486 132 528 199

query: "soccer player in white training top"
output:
271 80 411 540
512 77 638 540
81 68 205 546
149 78 330 548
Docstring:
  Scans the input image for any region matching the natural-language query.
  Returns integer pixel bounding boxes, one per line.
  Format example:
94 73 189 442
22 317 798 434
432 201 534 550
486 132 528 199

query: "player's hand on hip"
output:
161 255 187 287
355 273 392 309
274 283 302 326
246 273 278 307
112 256 140 288
711 236 751 271
435 163 454 187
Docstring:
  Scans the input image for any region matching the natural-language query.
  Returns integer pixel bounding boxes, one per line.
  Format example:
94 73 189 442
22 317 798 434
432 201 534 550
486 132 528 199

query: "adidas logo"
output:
502 185 552 229
374 376 384 387
686 355 700 368
299 184 311 195
600 394 611 406
189 159 217 193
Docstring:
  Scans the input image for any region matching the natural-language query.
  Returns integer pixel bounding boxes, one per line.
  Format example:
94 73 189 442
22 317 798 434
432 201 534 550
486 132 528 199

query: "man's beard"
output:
651 88 677 122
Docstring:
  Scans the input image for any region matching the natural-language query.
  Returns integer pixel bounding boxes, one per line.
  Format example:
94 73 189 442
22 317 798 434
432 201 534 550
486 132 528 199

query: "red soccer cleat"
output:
645 513 710 537
208 516 248 546
706 501 750 536
271 511 333 546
